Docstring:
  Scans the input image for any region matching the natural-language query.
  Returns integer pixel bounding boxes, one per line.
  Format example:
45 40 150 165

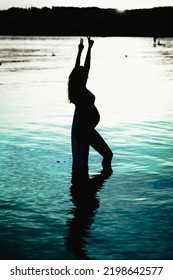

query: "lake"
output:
0 36 173 260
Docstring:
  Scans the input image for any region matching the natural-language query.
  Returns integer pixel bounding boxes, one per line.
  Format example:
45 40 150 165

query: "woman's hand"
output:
78 38 84 52
87 36 94 48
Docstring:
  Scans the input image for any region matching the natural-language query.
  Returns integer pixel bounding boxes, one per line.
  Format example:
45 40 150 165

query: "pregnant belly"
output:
72 105 100 131
92 105 100 128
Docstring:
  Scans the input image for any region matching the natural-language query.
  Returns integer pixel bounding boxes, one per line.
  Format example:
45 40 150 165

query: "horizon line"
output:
1 5 173 12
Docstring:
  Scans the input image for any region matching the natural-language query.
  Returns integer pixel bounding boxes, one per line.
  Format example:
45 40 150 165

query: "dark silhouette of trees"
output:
0 6 173 36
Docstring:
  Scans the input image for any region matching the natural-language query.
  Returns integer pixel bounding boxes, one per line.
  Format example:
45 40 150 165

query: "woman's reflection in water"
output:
65 170 112 260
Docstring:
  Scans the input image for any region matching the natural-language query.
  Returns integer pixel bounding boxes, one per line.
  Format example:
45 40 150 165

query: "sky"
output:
0 0 173 11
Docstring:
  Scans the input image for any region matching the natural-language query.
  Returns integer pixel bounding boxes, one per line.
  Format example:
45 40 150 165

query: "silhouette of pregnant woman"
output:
68 37 113 179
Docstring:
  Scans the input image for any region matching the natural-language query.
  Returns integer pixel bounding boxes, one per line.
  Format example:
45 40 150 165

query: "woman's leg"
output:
89 129 113 172
71 109 90 179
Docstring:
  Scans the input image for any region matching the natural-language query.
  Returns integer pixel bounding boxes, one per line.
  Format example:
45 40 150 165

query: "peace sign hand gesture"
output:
78 38 84 52
87 36 94 48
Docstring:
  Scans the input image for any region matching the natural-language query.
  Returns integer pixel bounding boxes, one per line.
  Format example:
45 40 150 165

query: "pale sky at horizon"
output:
0 0 173 11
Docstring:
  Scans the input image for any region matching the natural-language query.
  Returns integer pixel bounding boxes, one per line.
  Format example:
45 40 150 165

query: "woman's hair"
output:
68 66 86 103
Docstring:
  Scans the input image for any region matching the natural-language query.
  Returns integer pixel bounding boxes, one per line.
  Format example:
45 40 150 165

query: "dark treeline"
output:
0 6 173 36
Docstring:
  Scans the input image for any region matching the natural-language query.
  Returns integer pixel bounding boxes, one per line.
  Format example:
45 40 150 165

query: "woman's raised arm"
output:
84 37 94 78
75 38 84 67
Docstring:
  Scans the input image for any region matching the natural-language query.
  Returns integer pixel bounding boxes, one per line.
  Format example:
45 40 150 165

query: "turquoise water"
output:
0 36 173 260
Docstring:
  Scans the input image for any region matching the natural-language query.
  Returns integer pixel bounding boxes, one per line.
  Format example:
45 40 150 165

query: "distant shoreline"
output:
0 6 173 37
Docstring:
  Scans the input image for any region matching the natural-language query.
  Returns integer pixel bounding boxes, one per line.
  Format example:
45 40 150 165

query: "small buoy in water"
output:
52 52 55 56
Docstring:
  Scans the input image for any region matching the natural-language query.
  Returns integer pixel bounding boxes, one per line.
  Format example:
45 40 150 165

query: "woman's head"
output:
69 66 86 86
68 66 86 103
